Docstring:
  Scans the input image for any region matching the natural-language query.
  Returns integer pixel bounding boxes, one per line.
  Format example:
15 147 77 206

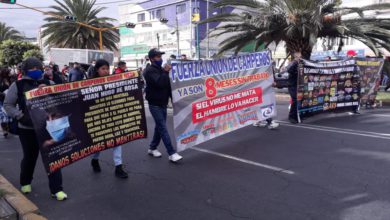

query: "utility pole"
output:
14 2 125 51
176 12 180 56
189 0 193 58
206 0 210 58
157 33 160 49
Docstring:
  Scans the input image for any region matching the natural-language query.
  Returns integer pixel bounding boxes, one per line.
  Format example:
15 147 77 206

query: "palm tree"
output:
0 22 22 43
41 0 119 51
205 0 390 59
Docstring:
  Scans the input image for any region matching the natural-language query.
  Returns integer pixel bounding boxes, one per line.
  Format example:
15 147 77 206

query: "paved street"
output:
1 102 390 220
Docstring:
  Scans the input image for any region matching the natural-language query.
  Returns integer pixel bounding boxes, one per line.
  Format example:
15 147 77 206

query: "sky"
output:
0 0 121 38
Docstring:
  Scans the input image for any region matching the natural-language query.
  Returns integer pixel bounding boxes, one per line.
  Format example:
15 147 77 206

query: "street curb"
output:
0 175 47 220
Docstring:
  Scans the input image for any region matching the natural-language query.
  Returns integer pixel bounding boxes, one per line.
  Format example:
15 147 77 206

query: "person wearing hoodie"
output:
3 57 67 201
88 59 129 179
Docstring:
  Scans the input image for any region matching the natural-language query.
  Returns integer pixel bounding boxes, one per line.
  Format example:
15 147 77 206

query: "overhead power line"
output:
0 0 138 9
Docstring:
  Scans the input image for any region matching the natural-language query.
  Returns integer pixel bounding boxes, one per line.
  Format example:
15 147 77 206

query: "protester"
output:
287 52 301 123
114 61 127 74
143 48 183 162
17 63 23 80
325 56 331 61
170 54 177 60
3 57 67 201
346 50 360 114
44 65 63 84
0 68 12 138
68 62 86 82
180 54 188 60
87 60 96 78
143 55 151 70
89 59 128 178
253 118 279 129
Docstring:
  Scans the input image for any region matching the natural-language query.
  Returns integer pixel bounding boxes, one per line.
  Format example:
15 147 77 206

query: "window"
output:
137 13 145 22
156 8 165 19
150 11 155 20
176 4 186 14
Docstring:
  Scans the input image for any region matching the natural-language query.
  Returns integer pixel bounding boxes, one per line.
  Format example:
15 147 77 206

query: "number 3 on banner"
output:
205 78 217 98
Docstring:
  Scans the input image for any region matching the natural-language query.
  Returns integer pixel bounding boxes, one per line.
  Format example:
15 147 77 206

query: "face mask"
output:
27 70 44 80
154 59 163 67
46 116 70 142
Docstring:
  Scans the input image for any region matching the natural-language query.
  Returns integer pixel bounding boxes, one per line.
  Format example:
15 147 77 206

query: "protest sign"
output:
26 72 147 173
297 59 360 116
355 58 384 106
170 51 276 151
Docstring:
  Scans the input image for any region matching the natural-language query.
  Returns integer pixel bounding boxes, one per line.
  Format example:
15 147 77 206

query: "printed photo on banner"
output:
26 72 147 174
169 51 277 151
297 59 360 116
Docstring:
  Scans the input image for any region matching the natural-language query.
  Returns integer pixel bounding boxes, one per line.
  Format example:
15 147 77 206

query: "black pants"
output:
19 128 63 194
288 86 298 120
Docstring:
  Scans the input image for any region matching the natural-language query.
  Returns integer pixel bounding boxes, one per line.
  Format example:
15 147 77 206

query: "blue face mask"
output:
154 60 163 67
27 70 44 80
46 116 70 142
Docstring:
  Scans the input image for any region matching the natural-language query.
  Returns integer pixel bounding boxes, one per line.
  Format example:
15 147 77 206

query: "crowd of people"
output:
1 48 389 202
0 48 186 201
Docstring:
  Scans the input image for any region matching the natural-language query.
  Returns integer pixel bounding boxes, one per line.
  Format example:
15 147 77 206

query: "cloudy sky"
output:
0 0 120 38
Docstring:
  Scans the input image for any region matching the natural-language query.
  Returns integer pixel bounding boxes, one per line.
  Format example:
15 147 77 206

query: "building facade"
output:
118 0 225 68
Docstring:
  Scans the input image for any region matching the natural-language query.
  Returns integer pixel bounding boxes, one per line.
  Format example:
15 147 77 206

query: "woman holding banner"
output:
88 59 129 179
3 57 67 201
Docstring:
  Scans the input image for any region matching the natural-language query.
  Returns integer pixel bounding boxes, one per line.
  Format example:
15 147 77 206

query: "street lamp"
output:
156 17 180 56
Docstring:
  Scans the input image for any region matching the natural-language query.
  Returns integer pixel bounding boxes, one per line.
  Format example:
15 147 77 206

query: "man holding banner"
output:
144 48 183 162
287 52 301 123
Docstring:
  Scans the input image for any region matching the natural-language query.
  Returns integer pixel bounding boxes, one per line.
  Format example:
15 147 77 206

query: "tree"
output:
0 40 40 67
204 0 390 59
23 49 44 62
41 0 119 51
0 22 23 43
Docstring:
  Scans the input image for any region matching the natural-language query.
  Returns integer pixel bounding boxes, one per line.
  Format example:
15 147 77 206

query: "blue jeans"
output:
93 146 122 166
149 105 176 156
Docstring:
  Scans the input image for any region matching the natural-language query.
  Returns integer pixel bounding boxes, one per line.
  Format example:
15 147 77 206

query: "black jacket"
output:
143 63 172 107
287 60 299 87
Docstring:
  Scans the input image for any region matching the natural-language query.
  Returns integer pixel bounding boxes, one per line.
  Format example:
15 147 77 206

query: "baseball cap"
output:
22 57 43 74
148 48 165 59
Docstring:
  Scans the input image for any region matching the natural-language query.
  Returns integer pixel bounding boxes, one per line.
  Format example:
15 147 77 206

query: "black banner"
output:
297 59 360 116
356 58 384 106
26 72 147 173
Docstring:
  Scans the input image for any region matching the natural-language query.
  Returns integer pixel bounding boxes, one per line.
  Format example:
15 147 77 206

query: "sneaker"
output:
148 149 162 158
253 121 267 127
288 117 298 124
169 153 183 163
21 185 32 194
91 159 101 173
115 165 128 179
267 121 280 130
51 191 68 201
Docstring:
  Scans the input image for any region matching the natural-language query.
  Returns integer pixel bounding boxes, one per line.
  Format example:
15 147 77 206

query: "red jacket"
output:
114 68 125 74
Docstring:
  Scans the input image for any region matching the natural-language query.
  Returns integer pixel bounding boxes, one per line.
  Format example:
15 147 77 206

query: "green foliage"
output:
23 49 44 62
0 22 22 44
42 0 119 51
0 40 41 67
205 0 390 59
